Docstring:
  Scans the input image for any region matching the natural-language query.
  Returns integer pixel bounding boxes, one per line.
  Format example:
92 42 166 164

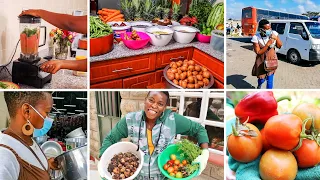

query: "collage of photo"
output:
0 0 319 180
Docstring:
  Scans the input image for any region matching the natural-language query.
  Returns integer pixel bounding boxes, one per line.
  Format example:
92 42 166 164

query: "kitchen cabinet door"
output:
156 47 193 69
90 79 123 89
91 53 156 84
192 48 224 84
123 72 156 88
155 69 166 83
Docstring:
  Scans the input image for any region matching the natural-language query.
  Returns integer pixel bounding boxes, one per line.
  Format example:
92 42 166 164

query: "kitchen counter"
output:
90 40 224 63
0 68 87 89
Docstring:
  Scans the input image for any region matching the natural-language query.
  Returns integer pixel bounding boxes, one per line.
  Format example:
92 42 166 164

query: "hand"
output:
19 9 41 17
270 33 277 40
40 60 63 74
266 39 275 46
192 149 209 176
48 157 60 170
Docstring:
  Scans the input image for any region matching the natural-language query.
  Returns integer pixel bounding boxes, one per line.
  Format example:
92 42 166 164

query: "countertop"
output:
0 65 87 89
90 40 224 63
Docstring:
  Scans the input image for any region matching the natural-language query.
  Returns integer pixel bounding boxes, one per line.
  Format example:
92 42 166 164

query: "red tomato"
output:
264 114 302 151
227 123 262 162
167 160 174 166
174 160 180 165
182 160 187 165
173 165 179 171
260 149 297 180
163 164 168 170
179 164 184 168
260 128 272 152
292 103 320 130
167 167 174 173
293 139 320 168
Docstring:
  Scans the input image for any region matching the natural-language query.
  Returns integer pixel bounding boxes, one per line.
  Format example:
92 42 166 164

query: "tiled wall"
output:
0 0 87 65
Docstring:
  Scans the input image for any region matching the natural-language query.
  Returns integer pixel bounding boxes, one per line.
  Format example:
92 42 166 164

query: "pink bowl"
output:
196 33 211 43
120 32 150 50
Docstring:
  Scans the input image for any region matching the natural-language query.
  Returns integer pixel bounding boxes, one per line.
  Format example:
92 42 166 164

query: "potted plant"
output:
50 28 75 59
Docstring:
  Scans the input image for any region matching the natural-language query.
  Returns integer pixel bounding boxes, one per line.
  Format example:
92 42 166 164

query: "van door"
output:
286 22 310 60
271 22 287 55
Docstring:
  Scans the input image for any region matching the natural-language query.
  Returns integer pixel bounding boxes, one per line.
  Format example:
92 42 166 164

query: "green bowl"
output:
158 144 199 180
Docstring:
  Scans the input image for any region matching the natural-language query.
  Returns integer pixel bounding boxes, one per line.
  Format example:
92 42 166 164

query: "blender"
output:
12 15 52 88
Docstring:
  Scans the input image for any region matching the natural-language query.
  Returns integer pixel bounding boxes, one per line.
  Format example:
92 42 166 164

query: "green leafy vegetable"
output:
177 139 202 175
188 0 212 26
0 82 8 89
90 16 113 38
22 28 38 37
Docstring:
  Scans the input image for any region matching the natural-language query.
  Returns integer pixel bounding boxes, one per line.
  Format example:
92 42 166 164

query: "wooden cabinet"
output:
155 48 193 69
123 72 156 88
155 69 166 83
90 79 123 89
91 53 156 84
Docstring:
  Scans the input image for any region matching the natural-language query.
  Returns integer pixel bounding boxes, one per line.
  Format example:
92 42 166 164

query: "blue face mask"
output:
29 104 54 137
266 30 272 37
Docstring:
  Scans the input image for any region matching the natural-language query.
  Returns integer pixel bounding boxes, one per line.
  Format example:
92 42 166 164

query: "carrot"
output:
98 10 103 15
108 14 124 21
99 11 110 16
105 11 121 22
102 8 119 13
111 18 124 22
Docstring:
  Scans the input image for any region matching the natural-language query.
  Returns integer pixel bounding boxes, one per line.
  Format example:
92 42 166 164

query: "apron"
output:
0 131 50 180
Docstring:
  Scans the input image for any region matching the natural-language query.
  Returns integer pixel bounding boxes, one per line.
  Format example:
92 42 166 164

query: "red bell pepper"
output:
235 91 290 125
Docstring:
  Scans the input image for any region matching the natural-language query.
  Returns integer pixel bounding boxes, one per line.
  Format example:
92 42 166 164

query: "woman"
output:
0 92 59 180
251 19 282 89
100 91 210 179
19 9 87 74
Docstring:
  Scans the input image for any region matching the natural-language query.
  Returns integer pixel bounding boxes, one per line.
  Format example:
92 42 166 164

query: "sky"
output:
227 0 320 20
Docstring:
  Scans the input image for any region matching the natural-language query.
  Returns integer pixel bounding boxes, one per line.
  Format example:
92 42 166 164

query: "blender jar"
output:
19 15 46 62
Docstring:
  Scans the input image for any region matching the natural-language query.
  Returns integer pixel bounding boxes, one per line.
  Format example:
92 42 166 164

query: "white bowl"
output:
146 26 174 46
130 21 153 32
172 25 200 44
66 127 85 138
98 142 144 180
41 141 63 158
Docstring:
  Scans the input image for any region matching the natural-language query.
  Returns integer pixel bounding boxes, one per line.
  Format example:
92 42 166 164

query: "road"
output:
226 38 320 89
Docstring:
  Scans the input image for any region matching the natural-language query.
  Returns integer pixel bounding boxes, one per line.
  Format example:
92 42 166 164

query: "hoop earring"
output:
22 120 34 136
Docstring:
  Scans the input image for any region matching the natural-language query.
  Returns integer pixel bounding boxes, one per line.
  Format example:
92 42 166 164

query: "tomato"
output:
227 123 262 162
292 103 320 130
264 114 302 151
182 160 187 165
176 172 183 178
163 164 168 170
167 167 174 173
179 164 184 168
167 160 174 166
260 128 272 152
174 160 180 165
169 172 175 177
173 165 179 171
170 154 177 161
293 139 320 168
259 149 297 180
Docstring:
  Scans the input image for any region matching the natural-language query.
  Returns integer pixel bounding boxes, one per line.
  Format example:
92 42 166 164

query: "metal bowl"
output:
65 137 87 151
163 65 215 89
66 127 85 138
55 145 87 180
33 136 49 145
40 141 63 158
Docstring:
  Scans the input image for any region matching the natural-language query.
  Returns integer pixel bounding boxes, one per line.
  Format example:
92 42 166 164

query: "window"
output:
289 22 306 35
168 91 224 155
280 13 288 19
289 14 297 19
271 23 286 34
242 8 252 19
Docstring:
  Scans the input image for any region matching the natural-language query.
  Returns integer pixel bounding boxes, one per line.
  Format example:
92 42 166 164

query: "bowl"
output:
146 26 174 47
131 21 153 32
196 33 211 43
158 144 199 180
107 21 131 42
90 34 114 56
33 135 49 145
163 65 214 89
78 38 87 50
66 127 86 138
41 141 63 158
120 32 150 50
172 25 199 44
65 137 87 151
98 142 144 180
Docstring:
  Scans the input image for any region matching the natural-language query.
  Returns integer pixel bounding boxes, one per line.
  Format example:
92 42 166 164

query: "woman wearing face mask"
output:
100 91 210 180
0 92 59 180
251 19 282 89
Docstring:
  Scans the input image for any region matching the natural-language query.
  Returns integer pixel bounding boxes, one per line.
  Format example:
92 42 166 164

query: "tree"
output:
302 11 320 17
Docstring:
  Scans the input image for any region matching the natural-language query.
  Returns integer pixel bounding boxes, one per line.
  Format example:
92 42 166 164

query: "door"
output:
271 22 287 55
286 22 311 60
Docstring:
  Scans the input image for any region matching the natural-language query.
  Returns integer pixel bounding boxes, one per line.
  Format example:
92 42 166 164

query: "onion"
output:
177 69 182 74
181 81 187 88
195 65 201 71
178 60 183 65
173 79 179 85
187 71 192 77
196 74 203 81
195 84 200 89
175 73 180 80
187 83 195 89
202 67 208 72
188 60 195 65
181 66 187 72
172 64 178 69
167 73 174 80
188 65 195 71
171 68 177 74
203 71 210 78
192 71 198 76
176 62 182 67
203 78 209 86
180 73 186 80
170 62 176 67
198 81 204 87
187 76 194 83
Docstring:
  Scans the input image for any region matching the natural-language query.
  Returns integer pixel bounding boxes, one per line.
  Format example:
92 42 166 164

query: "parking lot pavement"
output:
226 38 320 89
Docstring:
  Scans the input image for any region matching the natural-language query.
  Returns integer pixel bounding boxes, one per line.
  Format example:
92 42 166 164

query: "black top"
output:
19 15 41 24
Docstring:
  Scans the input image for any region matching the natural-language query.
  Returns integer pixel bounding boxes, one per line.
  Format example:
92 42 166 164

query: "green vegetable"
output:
185 164 200 175
90 16 113 38
177 139 202 176
188 0 212 25
206 2 224 30
22 28 38 37
0 82 8 89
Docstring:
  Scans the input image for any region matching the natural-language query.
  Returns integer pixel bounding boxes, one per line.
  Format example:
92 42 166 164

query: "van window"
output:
289 22 306 35
271 23 286 34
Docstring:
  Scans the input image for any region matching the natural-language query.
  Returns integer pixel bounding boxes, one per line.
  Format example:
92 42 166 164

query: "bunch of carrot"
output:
97 8 124 23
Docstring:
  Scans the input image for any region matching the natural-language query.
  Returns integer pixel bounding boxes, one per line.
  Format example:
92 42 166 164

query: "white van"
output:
268 20 320 64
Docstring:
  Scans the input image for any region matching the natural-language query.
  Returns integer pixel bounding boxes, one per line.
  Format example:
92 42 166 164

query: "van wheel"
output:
287 49 301 64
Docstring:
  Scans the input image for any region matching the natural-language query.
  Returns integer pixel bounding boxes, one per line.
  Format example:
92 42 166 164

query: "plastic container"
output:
120 32 150 50
66 127 85 138
98 142 144 180
158 144 199 180
196 33 211 43
210 30 224 53
107 21 131 42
